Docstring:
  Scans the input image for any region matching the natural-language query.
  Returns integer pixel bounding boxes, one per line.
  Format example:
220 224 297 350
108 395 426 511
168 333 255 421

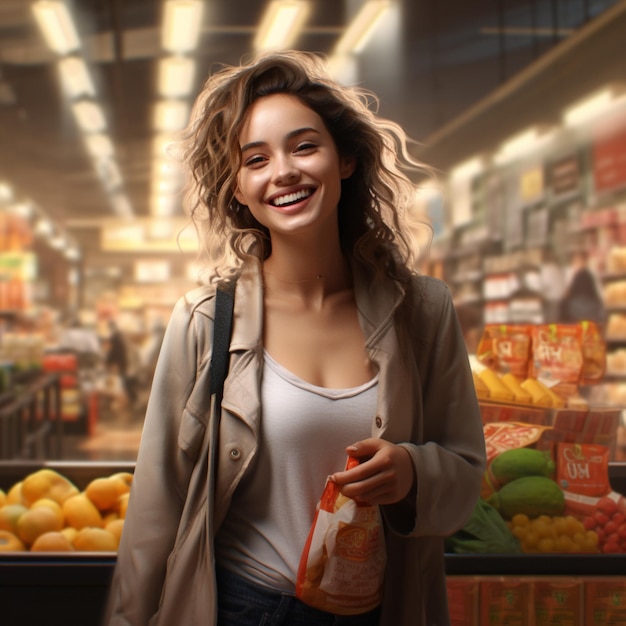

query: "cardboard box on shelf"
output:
447 576 479 626
533 577 583 626
584 577 626 625
479 577 532 626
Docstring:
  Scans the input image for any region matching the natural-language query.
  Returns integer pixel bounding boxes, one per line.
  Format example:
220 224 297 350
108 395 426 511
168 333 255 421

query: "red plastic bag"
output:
295 456 386 615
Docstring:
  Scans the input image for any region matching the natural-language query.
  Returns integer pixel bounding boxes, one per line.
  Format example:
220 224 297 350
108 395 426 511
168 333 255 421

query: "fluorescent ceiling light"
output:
158 56 196 98
162 0 204 53
254 0 311 51
334 0 392 55
72 100 106 132
154 100 189 132
325 54 358 85
32 1 81 55
564 85 626 127
35 218 54 237
494 126 555 165
58 56 95 98
84 133 114 159
110 193 134 218
0 182 13 202
450 157 484 181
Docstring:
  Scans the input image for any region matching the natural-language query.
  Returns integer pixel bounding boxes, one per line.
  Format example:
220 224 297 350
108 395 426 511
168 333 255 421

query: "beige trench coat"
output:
104 258 486 626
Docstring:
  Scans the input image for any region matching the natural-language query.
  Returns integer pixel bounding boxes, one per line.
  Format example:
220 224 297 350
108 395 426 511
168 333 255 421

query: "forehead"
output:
239 93 324 142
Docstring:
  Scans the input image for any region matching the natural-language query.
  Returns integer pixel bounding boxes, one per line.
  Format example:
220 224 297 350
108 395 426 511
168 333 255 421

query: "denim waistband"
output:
215 566 381 626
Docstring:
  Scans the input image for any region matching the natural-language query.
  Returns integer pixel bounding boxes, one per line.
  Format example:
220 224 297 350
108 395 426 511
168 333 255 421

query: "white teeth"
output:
272 189 312 206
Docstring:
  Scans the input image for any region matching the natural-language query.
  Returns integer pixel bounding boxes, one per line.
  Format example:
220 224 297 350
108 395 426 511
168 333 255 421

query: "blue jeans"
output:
216 567 381 626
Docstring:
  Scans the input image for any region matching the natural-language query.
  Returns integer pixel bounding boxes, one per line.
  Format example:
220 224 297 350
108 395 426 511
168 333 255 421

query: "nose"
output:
273 155 299 185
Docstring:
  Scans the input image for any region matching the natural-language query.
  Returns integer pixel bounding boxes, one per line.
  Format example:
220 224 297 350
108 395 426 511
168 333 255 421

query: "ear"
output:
339 155 356 179
233 184 246 206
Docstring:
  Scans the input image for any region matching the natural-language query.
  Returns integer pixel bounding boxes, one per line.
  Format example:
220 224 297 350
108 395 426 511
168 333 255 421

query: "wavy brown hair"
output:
180 50 431 285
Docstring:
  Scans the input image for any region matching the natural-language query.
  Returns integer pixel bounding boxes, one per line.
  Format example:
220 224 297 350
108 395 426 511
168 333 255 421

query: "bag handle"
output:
209 282 235 404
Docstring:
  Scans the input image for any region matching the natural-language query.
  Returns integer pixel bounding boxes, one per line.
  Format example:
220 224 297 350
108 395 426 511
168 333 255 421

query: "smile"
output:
270 188 314 207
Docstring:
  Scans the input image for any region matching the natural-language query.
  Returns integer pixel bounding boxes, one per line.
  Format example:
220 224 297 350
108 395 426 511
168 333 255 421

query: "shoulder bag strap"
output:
209 281 236 406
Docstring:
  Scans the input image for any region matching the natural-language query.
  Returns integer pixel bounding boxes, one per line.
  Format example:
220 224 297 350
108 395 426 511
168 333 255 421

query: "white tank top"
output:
215 350 379 591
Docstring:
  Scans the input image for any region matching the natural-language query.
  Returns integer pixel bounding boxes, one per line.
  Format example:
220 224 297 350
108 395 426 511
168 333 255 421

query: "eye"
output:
243 154 266 168
294 142 317 154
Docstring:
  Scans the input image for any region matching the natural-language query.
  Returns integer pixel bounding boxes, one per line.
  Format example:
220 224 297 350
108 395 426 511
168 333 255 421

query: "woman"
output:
104 51 485 626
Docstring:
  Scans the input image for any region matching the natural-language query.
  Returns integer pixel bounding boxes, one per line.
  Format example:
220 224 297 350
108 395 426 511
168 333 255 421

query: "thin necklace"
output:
263 271 324 284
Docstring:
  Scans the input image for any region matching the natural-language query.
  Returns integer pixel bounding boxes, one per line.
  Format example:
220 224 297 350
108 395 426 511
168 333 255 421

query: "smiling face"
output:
234 93 354 242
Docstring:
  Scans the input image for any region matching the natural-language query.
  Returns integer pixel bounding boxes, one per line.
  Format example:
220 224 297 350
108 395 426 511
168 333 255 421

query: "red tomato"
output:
602 542 621 554
605 521 619 535
597 497 619 516
619 525 626 540
594 511 609 526
583 516 596 530
612 513 625 526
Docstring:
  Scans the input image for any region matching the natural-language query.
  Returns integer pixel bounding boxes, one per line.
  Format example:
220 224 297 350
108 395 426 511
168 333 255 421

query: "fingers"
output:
329 441 414 506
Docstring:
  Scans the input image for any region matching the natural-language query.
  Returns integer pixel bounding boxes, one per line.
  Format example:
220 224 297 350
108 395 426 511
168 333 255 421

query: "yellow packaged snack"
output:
478 369 515 403
500 373 532 403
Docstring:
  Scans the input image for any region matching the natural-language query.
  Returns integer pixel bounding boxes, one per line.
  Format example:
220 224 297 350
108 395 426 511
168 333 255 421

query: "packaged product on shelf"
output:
533 578 583 626
584 578 626 625
479 577 532 626
446 577 479 626
477 324 532 379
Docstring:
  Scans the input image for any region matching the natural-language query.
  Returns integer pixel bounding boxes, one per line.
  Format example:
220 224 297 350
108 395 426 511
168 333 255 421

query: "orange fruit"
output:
30 531 74 552
7 481 24 505
22 469 79 506
0 504 28 534
73 527 118 552
117 493 130 519
0 489 6 508
105 518 125 547
0 530 26 552
86 477 130 512
31 498 65 528
62 493 103 530
110 472 133 487
61 527 78 544
16 506 62 545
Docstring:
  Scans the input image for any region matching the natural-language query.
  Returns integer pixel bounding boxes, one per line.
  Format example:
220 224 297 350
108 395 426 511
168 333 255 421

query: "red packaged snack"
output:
296 456 386 615
477 324 532 379
530 324 584 385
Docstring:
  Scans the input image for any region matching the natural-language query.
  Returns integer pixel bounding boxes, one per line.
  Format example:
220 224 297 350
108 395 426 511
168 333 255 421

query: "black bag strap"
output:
209 282 235 404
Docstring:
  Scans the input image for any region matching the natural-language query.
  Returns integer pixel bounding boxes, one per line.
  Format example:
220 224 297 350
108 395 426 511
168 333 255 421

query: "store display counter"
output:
1 462 625 625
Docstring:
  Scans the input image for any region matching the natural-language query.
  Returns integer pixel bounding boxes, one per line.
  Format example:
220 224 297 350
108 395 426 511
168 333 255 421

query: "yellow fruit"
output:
110 472 133 487
73 527 118 552
16 506 63 545
30 531 74 552
117 493 129 519
0 530 26 552
0 489 6 507
0 504 28 534
61 527 78 544
7 481 24 505
62 493 103 530
86 477 130 512
31 498 65 528
21 469 79 506
105 518 124 547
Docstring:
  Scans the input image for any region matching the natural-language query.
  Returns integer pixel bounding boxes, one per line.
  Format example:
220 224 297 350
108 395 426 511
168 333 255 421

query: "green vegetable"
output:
445 499 522 554
490 448 555 485
487 476 565 519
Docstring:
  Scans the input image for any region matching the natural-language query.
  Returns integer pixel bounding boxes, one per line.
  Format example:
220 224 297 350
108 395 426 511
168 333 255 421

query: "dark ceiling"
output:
0 0 622 278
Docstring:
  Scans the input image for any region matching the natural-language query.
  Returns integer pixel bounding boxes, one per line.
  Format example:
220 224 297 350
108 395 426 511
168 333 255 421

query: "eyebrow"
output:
240 126 321 153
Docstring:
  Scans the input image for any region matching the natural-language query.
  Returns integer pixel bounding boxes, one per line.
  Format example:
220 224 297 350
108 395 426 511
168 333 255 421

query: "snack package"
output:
579 320 606 384
477 324 532 379
295 456 386 615
530 324 584 385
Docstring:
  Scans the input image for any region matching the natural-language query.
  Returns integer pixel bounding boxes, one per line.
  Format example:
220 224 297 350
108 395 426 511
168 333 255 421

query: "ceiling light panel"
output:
334 0 392 55
158 57 196 98
162 0 204 53
84 133 114 159
154 100 189 132
72 100 107 133
254 0 311 51
32 1 81 55
58 56 95 98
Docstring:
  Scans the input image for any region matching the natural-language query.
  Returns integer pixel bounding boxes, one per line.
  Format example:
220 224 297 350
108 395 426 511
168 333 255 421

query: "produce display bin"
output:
0 461 133 626
1 462 625 626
